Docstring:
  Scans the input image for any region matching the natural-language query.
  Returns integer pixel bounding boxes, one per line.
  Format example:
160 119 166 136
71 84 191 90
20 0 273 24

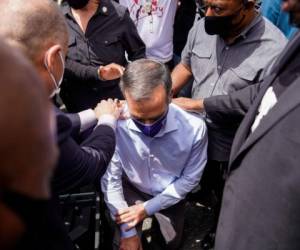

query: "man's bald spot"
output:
0 0 68 65
0 38 57 195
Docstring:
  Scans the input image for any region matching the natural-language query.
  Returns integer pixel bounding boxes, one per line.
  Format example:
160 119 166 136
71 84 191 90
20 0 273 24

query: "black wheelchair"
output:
59 189 112 250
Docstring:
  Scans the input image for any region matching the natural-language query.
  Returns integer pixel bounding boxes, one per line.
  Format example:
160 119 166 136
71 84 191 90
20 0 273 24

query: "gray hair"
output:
120 59 172 101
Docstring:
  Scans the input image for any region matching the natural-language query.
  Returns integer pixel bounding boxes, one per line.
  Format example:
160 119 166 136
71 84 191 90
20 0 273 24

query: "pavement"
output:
179 201 215 250
140 198 216 250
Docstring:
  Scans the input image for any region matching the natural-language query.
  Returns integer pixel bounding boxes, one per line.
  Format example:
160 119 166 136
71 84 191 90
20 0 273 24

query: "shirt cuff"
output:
120 223 137 238
78 109 97 132
97 114 117 130
143 196 162 216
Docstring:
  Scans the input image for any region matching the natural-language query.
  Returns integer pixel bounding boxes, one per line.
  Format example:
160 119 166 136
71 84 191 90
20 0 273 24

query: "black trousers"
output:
112 180 185 250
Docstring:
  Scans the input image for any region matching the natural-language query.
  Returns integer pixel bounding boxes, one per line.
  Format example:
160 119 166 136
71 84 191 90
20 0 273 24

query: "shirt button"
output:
104 41 108 44
217 65 221 70
102 6 108 13
225 46 229 50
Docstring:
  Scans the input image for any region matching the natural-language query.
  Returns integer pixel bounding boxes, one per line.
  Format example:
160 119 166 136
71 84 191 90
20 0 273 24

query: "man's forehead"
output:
204 0 236 6
204 0 228 4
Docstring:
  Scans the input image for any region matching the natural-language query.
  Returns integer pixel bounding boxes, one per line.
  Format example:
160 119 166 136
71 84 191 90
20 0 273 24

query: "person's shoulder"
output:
187 18 216 47
170 104 206 134
60 1 70 15
259 15 288 46
54 107 73 143
115 117 130 137
108 0 127 19
190 18 206 35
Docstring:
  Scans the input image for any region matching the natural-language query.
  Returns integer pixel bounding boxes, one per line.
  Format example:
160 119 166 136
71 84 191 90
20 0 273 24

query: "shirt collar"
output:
239 12 262 40
61 0 110 17
219 12 262 45
127 104 179 137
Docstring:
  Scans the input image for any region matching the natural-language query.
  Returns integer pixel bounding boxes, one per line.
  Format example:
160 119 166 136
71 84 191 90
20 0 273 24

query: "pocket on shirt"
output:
91 36 125 64
227 65 258 92
190 47 214 94
191 47 212 72
191 47 212 70
67 35 82 61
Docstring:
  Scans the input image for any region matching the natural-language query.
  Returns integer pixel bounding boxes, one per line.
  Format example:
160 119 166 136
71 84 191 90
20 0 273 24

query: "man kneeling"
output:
101 59 207 250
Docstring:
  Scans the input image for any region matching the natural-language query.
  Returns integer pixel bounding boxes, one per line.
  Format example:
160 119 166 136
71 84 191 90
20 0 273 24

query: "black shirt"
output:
61 0 145 112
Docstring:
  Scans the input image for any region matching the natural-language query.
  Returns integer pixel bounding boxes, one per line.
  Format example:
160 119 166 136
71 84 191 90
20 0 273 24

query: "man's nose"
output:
205 6 214 16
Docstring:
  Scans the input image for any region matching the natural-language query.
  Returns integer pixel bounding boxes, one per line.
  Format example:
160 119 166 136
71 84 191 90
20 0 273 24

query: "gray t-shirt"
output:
181 14 287 161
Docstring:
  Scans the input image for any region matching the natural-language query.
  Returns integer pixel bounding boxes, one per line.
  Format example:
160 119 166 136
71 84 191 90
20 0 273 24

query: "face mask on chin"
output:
132 109 168 137
204 6 245 37
67 0 90 10
44 51 65 98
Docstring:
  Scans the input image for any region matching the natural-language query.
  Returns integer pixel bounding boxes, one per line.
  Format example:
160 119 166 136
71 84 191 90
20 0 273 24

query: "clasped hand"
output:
115 203 147 231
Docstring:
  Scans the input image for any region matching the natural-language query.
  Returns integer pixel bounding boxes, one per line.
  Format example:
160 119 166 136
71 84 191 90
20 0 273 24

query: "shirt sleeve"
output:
203 81 262 126
101 150 137 238
180 22 198 68
144 123 208 215
97 114 117 131
121 9 146 61
65 58 100 82
78 109 97 132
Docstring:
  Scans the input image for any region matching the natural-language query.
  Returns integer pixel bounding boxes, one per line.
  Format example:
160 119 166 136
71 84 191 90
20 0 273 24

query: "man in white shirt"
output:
101 59 207 250
119 0 178 65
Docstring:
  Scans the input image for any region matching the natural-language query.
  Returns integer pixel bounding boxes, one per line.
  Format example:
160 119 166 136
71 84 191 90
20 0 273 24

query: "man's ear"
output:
244 0 255 10
44 44 62 72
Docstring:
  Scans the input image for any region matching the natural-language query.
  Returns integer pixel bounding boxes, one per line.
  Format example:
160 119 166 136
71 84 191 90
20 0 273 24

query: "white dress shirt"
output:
78 109 117 131
251 86 278 132
101 103 207 238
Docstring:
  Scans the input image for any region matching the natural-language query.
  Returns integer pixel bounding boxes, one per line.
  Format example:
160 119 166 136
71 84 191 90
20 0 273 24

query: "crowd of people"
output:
0 0 300 250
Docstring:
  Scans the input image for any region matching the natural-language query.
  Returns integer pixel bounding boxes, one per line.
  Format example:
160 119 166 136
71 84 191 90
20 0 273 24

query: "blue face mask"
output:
132 110 168 137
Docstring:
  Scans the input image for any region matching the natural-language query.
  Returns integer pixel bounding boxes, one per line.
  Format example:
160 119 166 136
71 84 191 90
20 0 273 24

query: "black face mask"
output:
67 0 89 10
204 7 244 37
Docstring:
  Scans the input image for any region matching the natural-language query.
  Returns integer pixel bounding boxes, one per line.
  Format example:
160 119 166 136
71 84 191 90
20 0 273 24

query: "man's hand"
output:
98 63 125 81
116 204 147 230
118 100 130 120
172 97 204 112
120 235 143 250
94 99 121 119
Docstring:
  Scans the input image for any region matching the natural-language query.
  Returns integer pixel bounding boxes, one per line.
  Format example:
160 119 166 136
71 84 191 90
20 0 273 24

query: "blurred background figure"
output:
0 0 120 197
0 38 58 250
119 0 177 68
60 0 145 112
173 0 197 66
260 0 298 39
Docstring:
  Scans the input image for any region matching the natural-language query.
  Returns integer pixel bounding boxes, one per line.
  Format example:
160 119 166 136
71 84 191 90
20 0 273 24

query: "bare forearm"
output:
171 63 192 95
172 97 204 113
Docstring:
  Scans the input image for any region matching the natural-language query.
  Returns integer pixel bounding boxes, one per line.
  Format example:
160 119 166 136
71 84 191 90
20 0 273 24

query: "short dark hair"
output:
120 59 172 101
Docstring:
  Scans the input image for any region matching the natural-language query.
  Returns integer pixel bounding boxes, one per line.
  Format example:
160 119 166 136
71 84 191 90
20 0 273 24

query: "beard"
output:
289 11 300 27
